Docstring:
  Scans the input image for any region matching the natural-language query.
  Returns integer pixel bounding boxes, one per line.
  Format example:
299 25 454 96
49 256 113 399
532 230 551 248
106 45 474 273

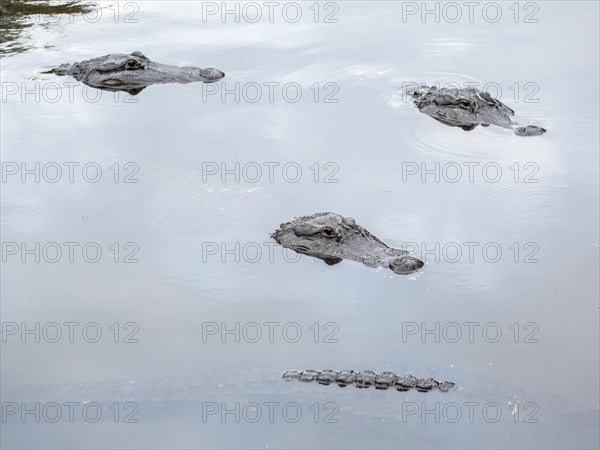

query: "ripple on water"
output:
386 72 485 110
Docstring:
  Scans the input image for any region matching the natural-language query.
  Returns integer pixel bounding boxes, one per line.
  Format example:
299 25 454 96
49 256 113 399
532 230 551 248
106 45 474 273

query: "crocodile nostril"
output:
200 68 226 82
389 256 424 275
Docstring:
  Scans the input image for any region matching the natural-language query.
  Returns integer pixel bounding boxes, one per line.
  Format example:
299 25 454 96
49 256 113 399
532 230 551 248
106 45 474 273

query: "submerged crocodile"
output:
271 212 424 275
283 370 456 393
43 51 225 95
407 85 546 136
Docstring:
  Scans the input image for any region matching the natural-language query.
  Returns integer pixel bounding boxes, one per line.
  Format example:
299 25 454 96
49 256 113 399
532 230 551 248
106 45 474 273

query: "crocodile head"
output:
46 51 225 94
407 85 545 135
271 212 424 275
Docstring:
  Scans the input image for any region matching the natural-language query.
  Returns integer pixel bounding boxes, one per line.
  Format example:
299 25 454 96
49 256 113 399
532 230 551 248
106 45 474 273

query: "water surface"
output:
1 1 599 448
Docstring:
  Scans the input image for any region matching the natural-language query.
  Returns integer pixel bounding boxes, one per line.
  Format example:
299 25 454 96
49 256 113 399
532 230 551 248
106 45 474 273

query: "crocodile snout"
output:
200 68 225 82
389 255 424 275
514 125 546 136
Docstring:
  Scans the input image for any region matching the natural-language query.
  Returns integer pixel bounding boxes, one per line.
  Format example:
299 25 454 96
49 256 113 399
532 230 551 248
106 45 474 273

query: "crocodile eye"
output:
322 227 336 238
125 59 140 69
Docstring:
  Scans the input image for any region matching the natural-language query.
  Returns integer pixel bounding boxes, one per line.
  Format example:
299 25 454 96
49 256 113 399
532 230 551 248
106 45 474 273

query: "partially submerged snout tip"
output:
201 68 225 82
389 256 424 275
514 125 546 136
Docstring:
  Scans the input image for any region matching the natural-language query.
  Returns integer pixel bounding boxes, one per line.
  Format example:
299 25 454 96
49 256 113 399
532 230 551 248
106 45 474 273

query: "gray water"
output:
1 1 599 448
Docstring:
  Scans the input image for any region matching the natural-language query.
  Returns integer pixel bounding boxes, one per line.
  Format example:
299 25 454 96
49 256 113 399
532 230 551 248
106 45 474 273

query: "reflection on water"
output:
1 1 599 449
0 0 92 55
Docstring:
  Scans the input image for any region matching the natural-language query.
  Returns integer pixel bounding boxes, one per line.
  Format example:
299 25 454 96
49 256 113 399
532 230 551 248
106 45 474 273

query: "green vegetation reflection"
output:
1 0 93 56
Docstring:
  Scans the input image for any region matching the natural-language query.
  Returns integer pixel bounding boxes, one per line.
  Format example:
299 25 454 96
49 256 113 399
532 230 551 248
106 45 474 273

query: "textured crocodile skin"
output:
283 370 456 392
